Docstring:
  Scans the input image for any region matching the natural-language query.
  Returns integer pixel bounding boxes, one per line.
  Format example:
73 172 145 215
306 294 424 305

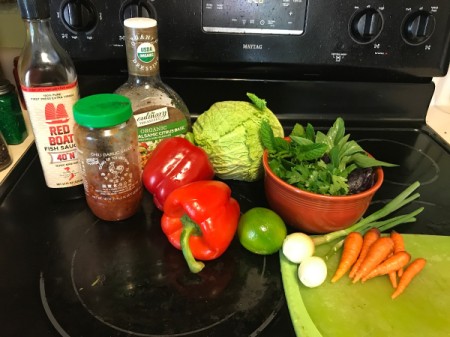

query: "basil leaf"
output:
327 117 346 145
329 146 341 169
351 153 399 168
315 131 333 150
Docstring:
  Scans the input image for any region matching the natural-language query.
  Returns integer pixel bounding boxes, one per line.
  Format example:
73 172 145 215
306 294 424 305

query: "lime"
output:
238 207 287 255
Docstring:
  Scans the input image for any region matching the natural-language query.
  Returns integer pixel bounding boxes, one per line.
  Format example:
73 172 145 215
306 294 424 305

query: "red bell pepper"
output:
142 137 215 210
161 180 240 273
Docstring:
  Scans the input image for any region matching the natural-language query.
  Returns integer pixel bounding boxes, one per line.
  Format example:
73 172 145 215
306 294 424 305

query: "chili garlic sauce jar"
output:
73 94 143 221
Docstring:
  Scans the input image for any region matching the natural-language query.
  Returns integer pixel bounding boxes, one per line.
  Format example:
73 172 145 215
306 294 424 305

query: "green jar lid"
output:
73 93 132 128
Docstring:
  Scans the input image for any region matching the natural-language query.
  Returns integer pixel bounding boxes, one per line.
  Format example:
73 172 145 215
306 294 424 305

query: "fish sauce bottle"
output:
73 94 143 221
115 17 191 169
16 0 83 199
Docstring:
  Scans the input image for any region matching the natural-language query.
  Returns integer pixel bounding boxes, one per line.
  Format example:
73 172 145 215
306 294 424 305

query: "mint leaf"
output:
260 120 276 150
274 137 290 151
290 123 305 137
295 143 328 161
305 123 315 141
290 135 314 146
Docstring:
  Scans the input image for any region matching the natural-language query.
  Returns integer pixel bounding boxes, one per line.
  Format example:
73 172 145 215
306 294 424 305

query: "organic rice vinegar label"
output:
21 81 83 189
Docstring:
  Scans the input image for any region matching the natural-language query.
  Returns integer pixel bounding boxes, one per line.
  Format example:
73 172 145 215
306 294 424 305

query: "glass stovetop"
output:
0 125 449 337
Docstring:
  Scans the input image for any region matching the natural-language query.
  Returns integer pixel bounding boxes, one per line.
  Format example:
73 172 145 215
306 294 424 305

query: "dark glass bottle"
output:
16 0 83 200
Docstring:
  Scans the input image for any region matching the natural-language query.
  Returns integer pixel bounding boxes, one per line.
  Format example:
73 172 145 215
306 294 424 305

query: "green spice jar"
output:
73 94 143 221
0 79 28 145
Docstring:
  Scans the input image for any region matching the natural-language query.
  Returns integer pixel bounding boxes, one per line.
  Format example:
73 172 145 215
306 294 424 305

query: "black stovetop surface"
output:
1 122 450 337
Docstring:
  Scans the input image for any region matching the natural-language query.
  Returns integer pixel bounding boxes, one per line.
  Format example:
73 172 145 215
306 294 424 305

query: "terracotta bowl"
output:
262 150 384 234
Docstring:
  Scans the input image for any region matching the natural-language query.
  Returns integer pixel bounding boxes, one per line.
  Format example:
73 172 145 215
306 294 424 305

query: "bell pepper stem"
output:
180 214 205 273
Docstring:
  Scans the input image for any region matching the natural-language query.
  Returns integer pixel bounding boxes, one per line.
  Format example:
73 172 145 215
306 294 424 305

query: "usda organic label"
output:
137 42 155 63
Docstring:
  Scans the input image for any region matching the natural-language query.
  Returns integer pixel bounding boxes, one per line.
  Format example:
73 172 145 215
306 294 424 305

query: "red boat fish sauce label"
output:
21 81 82 189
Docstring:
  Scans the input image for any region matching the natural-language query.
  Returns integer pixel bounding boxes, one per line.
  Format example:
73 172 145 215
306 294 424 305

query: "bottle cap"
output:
124 17 157 29
17 0 50 20
73 94 133 128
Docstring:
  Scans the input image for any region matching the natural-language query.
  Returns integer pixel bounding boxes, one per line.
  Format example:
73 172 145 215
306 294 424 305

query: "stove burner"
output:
39 194 284 337
358 139 439 186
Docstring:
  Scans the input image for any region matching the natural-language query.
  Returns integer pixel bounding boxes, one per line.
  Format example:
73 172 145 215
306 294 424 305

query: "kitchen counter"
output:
426 105 450 145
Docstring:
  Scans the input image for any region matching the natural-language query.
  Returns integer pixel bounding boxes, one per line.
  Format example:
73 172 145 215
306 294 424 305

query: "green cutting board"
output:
281 234 450 337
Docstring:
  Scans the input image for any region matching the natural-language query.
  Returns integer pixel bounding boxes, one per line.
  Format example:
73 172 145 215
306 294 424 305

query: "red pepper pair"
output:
142 137 215 210
161 180 240 273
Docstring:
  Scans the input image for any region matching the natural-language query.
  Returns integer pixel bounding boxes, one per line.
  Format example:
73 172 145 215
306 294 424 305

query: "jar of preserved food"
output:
0 78 28 145
0 130 12 172
73 94 143 221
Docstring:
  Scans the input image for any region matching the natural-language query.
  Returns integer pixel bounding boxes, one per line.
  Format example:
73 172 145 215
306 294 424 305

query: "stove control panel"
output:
59 0 97 32
201 0 307 35
48 0 450 78
401 10 436 45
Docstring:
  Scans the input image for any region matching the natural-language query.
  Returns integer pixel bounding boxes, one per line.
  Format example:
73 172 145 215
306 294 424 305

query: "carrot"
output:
352 237 394 283
349 228 380 279
389 271 398 288
386 252 398 288
331 232 363 283
361 251 411 282
391 258 427 299
390 231 406 277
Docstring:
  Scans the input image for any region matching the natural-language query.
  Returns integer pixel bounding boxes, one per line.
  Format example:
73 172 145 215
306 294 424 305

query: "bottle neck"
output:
24 17 55 44
124 23 160 80
18 16 77 87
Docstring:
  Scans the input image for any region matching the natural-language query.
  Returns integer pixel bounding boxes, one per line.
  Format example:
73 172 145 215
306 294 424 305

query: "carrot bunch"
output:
331 229 427 299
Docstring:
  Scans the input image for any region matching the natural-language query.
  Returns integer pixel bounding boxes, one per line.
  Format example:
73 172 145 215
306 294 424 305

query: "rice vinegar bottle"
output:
115 17 191 169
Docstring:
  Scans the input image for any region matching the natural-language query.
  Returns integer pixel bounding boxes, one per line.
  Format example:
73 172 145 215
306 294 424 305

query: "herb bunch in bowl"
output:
260 117 396 196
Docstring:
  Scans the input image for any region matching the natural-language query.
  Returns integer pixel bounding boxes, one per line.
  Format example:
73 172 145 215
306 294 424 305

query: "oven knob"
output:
120 0 154 21
61 0 96 32
349 8 383 44
402 11 435 45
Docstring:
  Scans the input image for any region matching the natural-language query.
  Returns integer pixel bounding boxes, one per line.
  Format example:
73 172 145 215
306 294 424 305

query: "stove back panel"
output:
48 0 450 79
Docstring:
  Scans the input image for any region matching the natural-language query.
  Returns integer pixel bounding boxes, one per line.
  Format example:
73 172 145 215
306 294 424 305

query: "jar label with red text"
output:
21 81 82 188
